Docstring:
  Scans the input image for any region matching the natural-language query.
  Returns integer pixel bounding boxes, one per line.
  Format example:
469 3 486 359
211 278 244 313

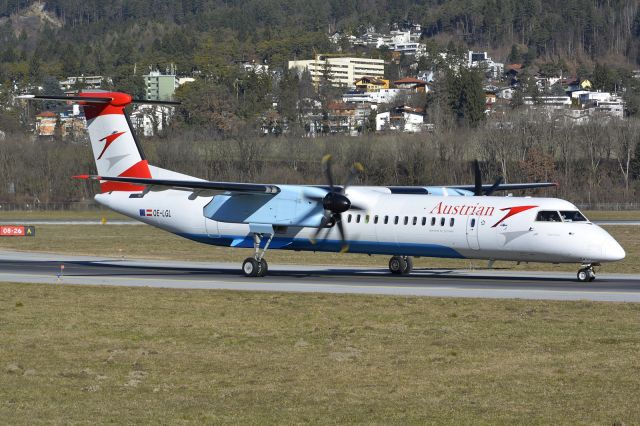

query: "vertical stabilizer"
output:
79 92 151 192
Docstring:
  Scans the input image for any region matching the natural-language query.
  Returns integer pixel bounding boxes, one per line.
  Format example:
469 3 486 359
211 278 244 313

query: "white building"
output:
60 75 108 91
342 88 403 105
288 55 385 88
376 106 425 132
593 100 624 118
497 87 514 100
523 96 572 109
578 91 611 104
391 42 426 57
468 51 504 78
130 105 174 137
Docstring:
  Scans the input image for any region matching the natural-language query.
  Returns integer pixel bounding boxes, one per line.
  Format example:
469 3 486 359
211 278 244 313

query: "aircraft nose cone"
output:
605 239 626 262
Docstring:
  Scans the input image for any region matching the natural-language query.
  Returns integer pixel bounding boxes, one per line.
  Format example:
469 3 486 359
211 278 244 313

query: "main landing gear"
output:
389 256 413 275
242 232 274 277
577 264 597 282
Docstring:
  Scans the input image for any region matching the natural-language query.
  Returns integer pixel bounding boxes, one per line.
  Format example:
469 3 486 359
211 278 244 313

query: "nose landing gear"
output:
577 264 597 282
389 256 413 275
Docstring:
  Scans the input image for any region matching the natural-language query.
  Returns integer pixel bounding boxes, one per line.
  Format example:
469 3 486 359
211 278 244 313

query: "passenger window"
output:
404 216 409 225
384 216 389 224
394 216 399 225
356 214 361 223
560 211 588 222
365 215 370 224
440 217 445 226
431 217 436 226
535 211 562 222
450 218 454 227
347 214 352 223
470 218 476 227
412 217 417 225
422 217 426 226
374 215 379 224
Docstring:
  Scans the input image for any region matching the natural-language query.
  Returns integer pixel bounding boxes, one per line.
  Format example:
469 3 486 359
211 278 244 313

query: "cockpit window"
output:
560 211 588 222
535 211 562 222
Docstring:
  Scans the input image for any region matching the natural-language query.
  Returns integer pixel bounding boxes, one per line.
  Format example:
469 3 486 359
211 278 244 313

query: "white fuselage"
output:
95 187 625 264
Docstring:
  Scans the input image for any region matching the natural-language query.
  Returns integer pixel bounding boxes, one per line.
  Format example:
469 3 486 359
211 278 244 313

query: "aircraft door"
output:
466 216 480 250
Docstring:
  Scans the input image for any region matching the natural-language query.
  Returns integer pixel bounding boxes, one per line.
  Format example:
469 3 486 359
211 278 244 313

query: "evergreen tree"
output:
447 67 486 127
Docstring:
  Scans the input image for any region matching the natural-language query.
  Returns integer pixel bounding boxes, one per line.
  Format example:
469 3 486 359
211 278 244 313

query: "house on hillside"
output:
497 87 514 100
354 76 389 92
130 105 174 137
468 51 504 78
376 105 425 132
35 109 85 138
60 75 108 92
35 111 57 136
393 77 430 93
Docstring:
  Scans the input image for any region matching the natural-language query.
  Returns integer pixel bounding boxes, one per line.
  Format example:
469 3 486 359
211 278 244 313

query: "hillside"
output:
0 0 639 83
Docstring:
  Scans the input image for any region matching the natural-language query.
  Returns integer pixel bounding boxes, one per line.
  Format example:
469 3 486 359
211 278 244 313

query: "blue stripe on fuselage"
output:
177 233 466 258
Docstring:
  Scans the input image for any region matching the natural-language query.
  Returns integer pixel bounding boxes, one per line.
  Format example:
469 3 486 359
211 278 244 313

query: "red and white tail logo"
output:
80 92 151 192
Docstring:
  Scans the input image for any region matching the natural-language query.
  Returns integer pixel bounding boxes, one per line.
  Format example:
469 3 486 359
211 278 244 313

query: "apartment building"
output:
288 55 385 88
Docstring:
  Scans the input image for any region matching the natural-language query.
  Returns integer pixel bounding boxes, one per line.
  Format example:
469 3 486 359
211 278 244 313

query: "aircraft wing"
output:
447 182 558 192
75 175 280 195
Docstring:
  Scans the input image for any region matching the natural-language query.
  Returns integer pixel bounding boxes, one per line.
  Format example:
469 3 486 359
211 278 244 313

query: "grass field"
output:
1 283 639 424
0 223 637 274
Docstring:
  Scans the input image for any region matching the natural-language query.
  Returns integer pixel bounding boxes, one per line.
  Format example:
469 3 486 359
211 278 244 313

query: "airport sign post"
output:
0 225 35 237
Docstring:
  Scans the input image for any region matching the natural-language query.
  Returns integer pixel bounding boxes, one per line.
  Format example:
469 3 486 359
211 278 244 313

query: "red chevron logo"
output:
97 131 126 160
491 205 538 228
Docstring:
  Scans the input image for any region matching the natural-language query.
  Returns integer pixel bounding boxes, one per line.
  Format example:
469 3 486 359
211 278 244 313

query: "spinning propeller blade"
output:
310 156 363 252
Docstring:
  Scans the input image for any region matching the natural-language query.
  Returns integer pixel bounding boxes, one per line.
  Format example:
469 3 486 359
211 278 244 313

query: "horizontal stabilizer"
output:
17 94 180 105
75 175 280 195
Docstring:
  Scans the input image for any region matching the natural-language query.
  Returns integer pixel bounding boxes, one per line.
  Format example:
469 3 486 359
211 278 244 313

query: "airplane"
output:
19 91 625 282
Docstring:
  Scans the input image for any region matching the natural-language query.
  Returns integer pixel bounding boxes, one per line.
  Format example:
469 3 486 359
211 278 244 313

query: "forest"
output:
0 1 639 206
1 0 640 83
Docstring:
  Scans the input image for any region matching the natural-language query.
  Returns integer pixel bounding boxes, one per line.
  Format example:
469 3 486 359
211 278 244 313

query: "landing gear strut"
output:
389 256 413 275
242 232 273 277
577 264 596 282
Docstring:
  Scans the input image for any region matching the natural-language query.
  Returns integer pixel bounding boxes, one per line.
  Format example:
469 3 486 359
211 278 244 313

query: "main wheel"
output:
257 259 268 277
242 258 260 277
389 256 407 275
577 268 589 282
400 256 413 275
389 256 405 274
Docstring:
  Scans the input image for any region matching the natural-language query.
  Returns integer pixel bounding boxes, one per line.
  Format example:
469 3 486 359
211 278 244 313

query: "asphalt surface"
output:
0 250 639 302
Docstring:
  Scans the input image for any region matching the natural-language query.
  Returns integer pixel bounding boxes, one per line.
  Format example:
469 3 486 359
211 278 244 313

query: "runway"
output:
0 250 639 302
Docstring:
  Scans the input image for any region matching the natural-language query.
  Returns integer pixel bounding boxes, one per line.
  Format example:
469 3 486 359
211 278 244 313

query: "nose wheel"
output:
389 256 413 275
577 265 596 282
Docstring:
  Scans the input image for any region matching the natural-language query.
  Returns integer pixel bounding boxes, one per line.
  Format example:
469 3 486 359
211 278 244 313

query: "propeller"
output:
309 155 365 252
472 160 503 196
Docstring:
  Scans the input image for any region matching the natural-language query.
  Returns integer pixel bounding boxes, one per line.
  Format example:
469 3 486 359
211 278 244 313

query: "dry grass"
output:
1 283 639 424
584 210 640 220
0 224 638 274
0 210 127 221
